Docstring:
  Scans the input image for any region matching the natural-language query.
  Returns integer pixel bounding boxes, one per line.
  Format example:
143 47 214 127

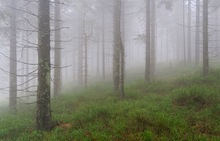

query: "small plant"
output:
143 130 154 141
173 85 219 110
1 69 220 140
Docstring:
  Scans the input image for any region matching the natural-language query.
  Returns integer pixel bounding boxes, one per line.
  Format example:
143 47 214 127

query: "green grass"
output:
1 68 220 141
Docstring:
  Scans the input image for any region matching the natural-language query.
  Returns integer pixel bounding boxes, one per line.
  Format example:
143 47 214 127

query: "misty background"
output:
0 0 220 108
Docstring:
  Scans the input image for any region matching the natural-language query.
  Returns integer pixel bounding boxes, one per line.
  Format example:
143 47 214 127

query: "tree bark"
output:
97 32 100 76
54 0 62 97
120 0 125 98
9 0 17 113
25 29 29 97
183 0 186 65
203 0 209 76
102 9 106 81
84 33 88 88
113 0 120 92
151 0 156 79
215 9 219 57
166 29 169 61
78 12 83 86
120 37 125 98
188 0 192 62
145 0 151 82
195 0 200 66
36 0 53 131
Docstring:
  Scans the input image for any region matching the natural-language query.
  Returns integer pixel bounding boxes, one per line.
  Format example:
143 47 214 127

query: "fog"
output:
0 0 219 112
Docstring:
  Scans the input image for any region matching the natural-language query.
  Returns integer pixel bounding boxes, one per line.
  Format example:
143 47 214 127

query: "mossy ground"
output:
1 67 220 141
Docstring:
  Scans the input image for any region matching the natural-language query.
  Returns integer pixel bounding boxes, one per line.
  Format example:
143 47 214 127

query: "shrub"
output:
173 85 219 110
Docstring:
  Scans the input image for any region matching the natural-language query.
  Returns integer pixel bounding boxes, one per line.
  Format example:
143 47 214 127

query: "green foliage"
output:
1 69 220 140
173 85 220 110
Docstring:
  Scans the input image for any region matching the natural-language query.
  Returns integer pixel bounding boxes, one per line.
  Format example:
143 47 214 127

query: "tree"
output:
113 0 125 97
78 7 83 86
195 0 200 66
96 31 100 76
84 18 88 88
113 0 120 92
151 0 156 79
9 0 17 113
188 0 191 62
215 8 219 57
54 0 62 96
182 0 186 65
203 0 209 76
102 7 106 80
77 0 95 88
36 0 53 131
120 0 125 98
145 0 151 82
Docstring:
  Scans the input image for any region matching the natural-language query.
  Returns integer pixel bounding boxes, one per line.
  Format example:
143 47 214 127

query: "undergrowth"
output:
0 69 220 140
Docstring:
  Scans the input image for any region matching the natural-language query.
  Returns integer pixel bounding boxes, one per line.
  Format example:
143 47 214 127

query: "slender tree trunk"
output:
145 0 151 82
33 48 37 87
97 32 100 76
21 32 25 92
166 29 169 61
203 0 209 76
195 0 200 66
36 0 53 131
183 0 186 65
188 0 191 62
113 0 120 92
25 29 29 97
82 9 88 88
120 37 125 98
65 55 68 82
78 15 83 86
72 43 76 85
215 9 219 57
79 40 83 86
9 0 17 113
160 29 163 62
102 10 106 81
84 33 88 88
54 0 61 96
151 0 156 79
78 10 84 87
120 0 125 98
176 3 181 61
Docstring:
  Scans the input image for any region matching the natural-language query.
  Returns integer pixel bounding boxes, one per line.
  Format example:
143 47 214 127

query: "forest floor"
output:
1 66 220 141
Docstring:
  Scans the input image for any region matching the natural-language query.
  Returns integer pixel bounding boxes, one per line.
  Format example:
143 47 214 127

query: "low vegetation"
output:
1 69 220 141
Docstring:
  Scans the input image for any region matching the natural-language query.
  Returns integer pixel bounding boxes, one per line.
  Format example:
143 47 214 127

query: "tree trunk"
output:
36 0 53 131
78 14 83 86
166 29 169 61
113 0 120 92
97 32 100 76
203 0 209 76
145 0 151 82
9 0 17 113
120 37 125 98
151 0 156 79
21 32 25 92
183 0 186 65
160 29 163 62
188 0 191 62
102 10 106 81
54 0 62 97
195 0 200 66
25 29 29 97
215 9 219 57
84 33 88 88
120 0 125 98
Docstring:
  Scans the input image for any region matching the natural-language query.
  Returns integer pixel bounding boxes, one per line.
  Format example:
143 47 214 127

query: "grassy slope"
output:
1 68 220 141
